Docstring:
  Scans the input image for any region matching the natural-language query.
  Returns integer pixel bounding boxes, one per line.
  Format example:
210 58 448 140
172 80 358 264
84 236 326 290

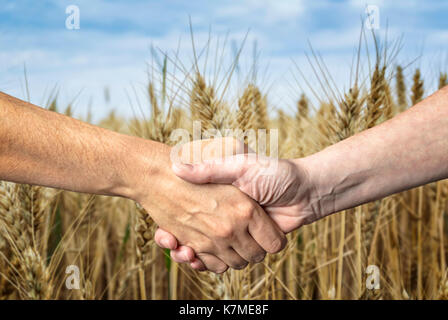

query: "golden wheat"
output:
0 34 447 301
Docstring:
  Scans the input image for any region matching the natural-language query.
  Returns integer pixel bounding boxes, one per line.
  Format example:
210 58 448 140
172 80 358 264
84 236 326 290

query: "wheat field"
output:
1 31 448 300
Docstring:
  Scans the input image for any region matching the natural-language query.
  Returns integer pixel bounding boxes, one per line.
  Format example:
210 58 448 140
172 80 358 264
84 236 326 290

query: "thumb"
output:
171 154 252 184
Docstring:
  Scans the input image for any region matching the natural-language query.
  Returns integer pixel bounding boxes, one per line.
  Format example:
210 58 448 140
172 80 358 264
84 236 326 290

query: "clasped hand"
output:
150 137 320 273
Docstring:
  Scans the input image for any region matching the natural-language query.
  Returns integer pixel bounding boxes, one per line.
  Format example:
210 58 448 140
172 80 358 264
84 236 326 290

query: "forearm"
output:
301 86 448 218
0 91 168 200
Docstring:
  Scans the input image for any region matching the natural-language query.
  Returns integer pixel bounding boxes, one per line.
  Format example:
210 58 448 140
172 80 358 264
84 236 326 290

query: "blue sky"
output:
1 0 447 120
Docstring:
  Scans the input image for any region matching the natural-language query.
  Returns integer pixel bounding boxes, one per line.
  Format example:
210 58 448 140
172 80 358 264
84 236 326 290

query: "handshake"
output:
142 137 324 274
1 89 445 275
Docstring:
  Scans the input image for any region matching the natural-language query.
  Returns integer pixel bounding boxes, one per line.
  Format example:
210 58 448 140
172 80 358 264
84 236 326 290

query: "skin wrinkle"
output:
272 164 298 206
235 158 300 208
228 156 319 231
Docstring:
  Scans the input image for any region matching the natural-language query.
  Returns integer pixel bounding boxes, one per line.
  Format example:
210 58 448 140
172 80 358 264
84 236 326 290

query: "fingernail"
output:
160 238 171 248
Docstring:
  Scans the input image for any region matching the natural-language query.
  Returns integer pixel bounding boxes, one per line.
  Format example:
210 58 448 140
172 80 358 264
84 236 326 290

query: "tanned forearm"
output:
0 91 167 199
302 86 448 218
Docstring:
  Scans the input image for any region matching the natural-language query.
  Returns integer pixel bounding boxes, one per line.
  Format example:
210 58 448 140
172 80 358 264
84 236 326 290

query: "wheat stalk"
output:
411 68 424 105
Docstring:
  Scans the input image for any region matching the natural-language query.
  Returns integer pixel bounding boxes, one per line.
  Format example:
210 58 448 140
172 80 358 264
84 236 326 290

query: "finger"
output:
232 233 266 264
190 259 206 271
154 228 178 250
196 253 229 274
215 248 249 271
170 246 196 263
172 154 253 184
248 204 287 254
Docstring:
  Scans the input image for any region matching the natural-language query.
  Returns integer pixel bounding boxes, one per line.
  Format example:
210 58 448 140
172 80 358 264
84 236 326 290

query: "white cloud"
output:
1 0 446 121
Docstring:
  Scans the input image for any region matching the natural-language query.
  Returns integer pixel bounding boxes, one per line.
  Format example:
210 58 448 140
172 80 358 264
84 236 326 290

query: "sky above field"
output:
1 0 448 121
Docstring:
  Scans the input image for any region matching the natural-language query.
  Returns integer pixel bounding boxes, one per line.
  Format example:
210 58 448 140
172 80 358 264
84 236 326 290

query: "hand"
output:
155 138 321 270
131 139 286 273
0 92 283 274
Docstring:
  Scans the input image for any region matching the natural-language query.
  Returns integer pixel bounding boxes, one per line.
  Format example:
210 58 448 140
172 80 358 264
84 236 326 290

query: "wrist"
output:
112 134 171 202
296 154 335 219
292 148 351 221
289 156 329 222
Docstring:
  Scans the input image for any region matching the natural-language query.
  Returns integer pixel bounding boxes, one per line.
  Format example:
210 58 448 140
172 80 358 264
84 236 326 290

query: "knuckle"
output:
215 225 234 240
236 201 255 221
